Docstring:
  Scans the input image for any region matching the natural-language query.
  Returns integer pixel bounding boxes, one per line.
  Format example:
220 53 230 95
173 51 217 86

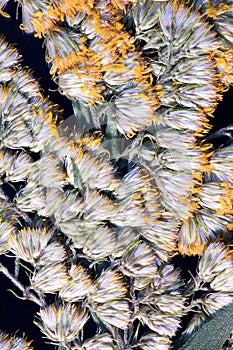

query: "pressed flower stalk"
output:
34 303 89 346
0 35 184 349
127 0 233 257
1 1 233 350
10 0 161 140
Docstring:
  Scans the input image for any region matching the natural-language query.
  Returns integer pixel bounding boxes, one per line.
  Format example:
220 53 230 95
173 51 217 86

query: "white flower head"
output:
34 303 89 344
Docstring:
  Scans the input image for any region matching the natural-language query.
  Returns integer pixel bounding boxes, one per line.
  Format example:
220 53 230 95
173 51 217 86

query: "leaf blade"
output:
177 304 233 350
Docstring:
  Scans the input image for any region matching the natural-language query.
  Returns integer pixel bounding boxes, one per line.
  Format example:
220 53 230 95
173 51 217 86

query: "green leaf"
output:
176 304 233 350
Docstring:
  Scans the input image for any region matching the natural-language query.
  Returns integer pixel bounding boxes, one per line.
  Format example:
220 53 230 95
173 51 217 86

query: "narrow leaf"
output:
176 304 233 350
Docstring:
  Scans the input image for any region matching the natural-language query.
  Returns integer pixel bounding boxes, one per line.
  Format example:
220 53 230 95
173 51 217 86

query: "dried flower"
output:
0 220 15 255
201 293 233 316
82 225 117 259
38 241 67 265
54 191 84 223
153 264 184 294
60 264 94 302
158 147 211 173
1 2 233 350
178 208 232 255
138 306 182 338
198 242 233 283
121 241 158 278
0 330 33 350
42 187 65 217
137 332 172 350
198 182 233 215
114 194 153 227
156 128 197 151
141 219 178 262
209 145 233 187
111 86 159 137
34 303 89 344
9 227 52 264
103 51 152 86
5 152 33 182
90 268 127 304
113 227 140 258
131 0 161 34
115 166 152 199
15 182 46 213
0 150 15 176
204 1 233 44
90 299 132 330
9 226 67 266
0 34 20 72
155 169 195 220
28 153 66 189
161 108 210 134
58 69 105 104
31 262 69 293
19 0 61 37
81 190 117 224
81 333 115 350
45 29 87 75
182 312 207 337
184 242 233 335
65 144 120 192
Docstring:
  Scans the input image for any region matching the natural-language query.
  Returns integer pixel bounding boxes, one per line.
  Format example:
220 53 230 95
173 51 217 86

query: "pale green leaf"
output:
176 304 233 350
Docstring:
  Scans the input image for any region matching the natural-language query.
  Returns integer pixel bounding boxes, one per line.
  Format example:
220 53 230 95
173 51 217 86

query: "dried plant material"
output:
60 264 94 302
34 303 89 344
31 262 69 293
0 0 233 349
0 330 33 350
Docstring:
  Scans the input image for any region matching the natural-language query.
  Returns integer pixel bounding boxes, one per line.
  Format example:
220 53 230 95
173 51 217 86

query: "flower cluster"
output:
0 1 233 349
127 0 233 257
0 33 183 349
1 0 162 138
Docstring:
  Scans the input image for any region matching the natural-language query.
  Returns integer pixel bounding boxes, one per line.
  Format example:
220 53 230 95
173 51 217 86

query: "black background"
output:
0 2 232 349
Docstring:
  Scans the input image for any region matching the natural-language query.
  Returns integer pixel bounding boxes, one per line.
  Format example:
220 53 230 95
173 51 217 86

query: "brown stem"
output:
0 262 45 307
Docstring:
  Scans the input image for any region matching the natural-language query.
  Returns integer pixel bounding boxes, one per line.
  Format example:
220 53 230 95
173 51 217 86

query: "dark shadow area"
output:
212 87 233 132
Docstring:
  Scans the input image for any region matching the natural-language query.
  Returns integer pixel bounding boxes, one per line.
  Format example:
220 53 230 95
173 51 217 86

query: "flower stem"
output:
0 262 45 307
